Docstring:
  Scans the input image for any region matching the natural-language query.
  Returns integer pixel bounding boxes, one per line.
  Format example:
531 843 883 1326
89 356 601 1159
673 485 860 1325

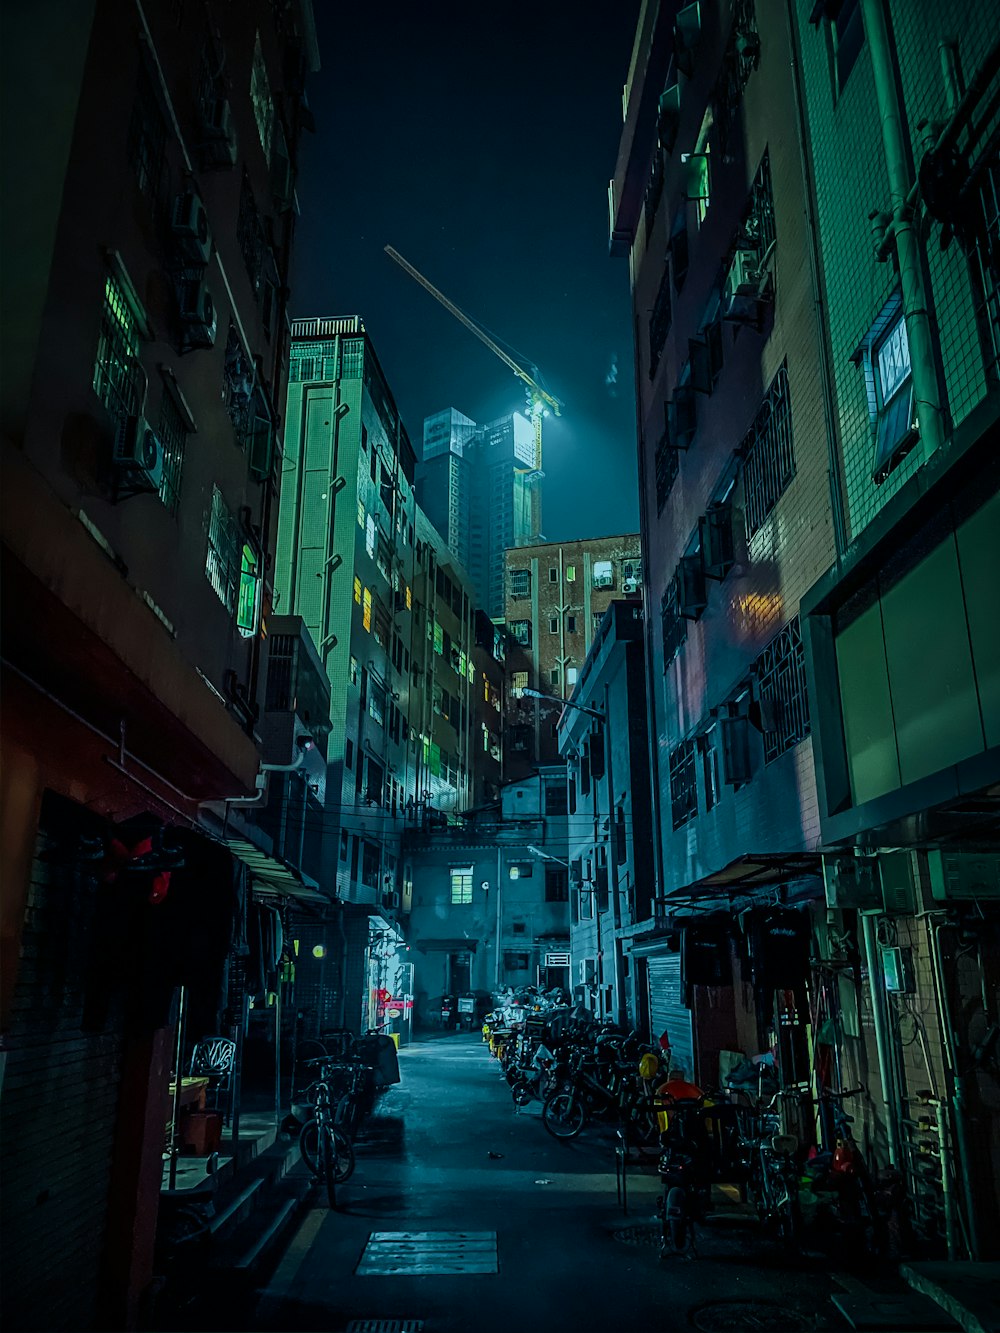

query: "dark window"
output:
834 0 864 93
669 739 698 829
128 59 168 210
345 739 354 770
510 568 531 599
157 391 187 514
549 566 558 582
361 840 380 888
504 951 530 971
512 920 527 934
649 267 672 377
545 864 569 902
754 616 810 763
660 576 687 667
567 616 577 634
741 362 793 535
670 210 689 291
545 781 568 815
655 429 680 514
644 150 665 233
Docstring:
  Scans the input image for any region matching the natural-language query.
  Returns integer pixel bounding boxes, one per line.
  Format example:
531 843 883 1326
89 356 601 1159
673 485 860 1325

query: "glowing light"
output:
312 945 327 959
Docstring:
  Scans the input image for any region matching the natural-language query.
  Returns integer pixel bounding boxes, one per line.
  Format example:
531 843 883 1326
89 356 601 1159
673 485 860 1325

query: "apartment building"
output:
0 3 317 1326
503 533 641 778
557 601 654 1030
794 0 1000 1255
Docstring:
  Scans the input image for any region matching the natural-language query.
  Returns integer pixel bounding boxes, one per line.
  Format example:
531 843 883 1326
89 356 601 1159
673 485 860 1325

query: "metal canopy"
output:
662 852 823 901
226 835 329 903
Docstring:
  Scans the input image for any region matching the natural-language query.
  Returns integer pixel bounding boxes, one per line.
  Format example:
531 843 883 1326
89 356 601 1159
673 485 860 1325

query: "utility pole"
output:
603 682 628 1027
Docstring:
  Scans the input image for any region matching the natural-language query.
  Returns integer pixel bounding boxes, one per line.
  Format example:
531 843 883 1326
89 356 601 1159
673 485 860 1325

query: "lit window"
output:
510 620 531 646
405 585 412 609
350 655 359 684
354 576 362 604
450 866 473 905
434 621 444 654
363 587 372 632
566 666 578 687
510 568 531 599
565 566 576 582
365 514 376 557
592 560 614 588
93 274 142 428
205 486 239 613
236 543 261 637
853 294 918 484
249 34 274 166
358 499 365 528
511 670 528 696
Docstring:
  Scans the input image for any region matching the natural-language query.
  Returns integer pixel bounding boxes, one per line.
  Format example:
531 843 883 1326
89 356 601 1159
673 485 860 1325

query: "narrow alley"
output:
251 1035 839 1333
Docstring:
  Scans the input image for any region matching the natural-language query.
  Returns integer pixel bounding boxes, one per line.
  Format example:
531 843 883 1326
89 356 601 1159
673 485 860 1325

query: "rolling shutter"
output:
0 815 126 1332
647 952 694 1079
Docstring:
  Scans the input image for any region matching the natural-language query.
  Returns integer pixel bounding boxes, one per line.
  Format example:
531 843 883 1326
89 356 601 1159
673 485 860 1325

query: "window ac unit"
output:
723 249 766 326
171 191 212 265
593 574 613 589
622 578 640 594
114 415 164 491
178 278 217 347
200 97 238 166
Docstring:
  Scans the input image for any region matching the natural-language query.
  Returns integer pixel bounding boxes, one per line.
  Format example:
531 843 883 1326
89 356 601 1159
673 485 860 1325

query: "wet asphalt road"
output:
254 1033 842 1333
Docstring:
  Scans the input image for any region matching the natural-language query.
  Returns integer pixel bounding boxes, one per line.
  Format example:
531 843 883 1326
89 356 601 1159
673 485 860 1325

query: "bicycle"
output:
743 1090 803 1251
297 1058 355 1207
804 1085 888 1259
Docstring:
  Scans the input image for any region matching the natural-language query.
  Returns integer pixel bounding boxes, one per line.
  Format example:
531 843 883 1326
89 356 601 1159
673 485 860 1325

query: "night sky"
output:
290 1 641 542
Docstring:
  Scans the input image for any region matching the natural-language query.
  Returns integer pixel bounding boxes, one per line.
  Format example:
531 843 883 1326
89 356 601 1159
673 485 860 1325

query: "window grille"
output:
741 362 793 535
249 34 274 165
93 275 142 428
660 576 687 667
341 338 364 379
265 633 296 710
545 865 569 901
669 739 698 829
754 616 810 763
205 486 240 612
970 155 1000 385
649 267 672 377
644 151 665 234
238 171 265 292
157 392 187 514
223 321 255 441
746 151 776 254
450 866 473 905
510 620 531 647
713 0 759 157
127 60 167 210
654 430 679 514
510 568 531 599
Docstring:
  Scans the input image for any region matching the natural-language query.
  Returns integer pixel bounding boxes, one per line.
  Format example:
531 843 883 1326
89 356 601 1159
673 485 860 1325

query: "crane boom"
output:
384 245 562 477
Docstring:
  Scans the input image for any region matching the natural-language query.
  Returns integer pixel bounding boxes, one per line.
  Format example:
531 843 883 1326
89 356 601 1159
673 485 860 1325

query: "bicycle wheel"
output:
317 1124 338 1209
542 1091 586 1139
510 1079 534 1107
300 1120 355 1183
665 1186 691 1253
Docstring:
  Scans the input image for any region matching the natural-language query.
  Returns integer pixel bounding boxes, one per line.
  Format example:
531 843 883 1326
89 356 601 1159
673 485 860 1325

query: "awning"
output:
226 835 329 904
662 852 823 903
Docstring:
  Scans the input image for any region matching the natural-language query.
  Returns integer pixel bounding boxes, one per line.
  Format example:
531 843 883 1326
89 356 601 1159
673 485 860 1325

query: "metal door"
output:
646 952 695 1079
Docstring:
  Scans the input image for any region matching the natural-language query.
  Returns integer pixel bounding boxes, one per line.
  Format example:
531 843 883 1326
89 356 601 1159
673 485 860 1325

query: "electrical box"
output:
881 946 915 994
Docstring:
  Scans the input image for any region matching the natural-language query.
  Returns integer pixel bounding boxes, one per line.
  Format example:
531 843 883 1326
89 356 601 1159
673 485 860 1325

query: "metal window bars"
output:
741 362 794 536
669 738 698 829
660 575 688 667
205 486 240 612
93 274 143 427
754 616 810 764
156 392 187 514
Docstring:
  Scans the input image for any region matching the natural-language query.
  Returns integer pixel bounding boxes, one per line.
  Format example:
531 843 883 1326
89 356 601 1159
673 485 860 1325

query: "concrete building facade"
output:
0 2 318 1326
503 533 642 777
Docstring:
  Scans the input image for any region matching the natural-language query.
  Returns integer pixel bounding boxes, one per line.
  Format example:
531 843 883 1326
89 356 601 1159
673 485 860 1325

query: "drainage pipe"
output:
860 0 945 462
860 914 902 1166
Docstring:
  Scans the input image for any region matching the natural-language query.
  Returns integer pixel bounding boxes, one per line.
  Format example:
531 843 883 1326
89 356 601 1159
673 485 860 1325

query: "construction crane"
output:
384 245 562 476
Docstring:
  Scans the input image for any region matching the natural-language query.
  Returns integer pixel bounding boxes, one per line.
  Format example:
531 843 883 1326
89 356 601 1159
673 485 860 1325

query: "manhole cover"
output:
613 1223 662 1248
689 1299 822 1332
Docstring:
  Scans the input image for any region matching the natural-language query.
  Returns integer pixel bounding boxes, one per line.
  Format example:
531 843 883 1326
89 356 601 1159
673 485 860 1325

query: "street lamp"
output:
520 687 604 721
527 844 569 867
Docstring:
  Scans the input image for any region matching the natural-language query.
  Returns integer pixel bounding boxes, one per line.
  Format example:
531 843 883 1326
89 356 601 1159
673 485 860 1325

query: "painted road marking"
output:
356 1230 498 1275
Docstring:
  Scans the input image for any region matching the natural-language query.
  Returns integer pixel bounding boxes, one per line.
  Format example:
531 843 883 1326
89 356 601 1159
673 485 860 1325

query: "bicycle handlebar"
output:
821 1085 864 1101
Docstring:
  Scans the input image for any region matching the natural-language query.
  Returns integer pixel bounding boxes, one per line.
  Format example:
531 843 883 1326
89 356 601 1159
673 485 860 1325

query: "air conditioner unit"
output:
622 578 640 594
178 278 217 347
114 415 164 491
200 98 238 166
171 191 212 265
723 249 766 326
593 574 614 589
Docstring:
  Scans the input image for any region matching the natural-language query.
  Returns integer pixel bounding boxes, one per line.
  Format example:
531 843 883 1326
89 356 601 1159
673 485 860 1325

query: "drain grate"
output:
345 1323 424 1333
356 1231 498 1276
612 1223 662 1249
689 1299 825 1332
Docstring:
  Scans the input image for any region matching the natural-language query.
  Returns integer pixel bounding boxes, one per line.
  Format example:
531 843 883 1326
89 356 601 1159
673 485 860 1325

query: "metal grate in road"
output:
356 1231 498 1276
345 1322 424 1333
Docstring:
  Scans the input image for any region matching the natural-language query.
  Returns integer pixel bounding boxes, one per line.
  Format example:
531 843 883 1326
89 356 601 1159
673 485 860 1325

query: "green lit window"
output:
357 498 365 528
205 486 240 612
237 543 261 637
450 866 473 905
434 621 444 655
93 275 142 428
249 34 274 165
157 392 188 514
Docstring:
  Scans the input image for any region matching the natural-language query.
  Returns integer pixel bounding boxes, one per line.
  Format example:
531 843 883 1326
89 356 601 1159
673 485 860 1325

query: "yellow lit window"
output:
363 587 372 632
354 576 362 604
405 585 412 609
